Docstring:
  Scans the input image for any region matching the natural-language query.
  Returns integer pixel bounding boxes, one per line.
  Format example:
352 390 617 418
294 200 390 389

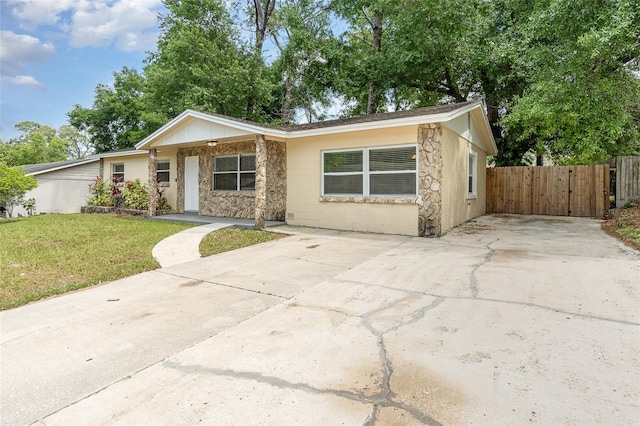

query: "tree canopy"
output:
63 0 640 163
0 122 69 167
0 163 38 218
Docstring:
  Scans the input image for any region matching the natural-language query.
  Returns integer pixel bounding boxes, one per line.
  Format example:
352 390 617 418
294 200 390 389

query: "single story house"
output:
96 100 497 236
11 158 100 217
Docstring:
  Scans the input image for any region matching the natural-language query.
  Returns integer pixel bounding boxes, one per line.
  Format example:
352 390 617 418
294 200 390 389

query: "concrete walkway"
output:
1 215 639 425
152 222 233 268
152 216 284 268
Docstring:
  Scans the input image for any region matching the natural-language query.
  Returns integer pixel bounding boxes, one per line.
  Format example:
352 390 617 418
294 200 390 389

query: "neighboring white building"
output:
11 158 100 217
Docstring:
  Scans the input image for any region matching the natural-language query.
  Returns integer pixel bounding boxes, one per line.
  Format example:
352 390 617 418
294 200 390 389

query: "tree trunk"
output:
281 71 294 125
247 0 277 119
367 13 383 115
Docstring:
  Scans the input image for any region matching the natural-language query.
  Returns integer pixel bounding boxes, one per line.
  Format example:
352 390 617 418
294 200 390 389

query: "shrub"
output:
87 176 172 211
22 198 36 216
123 179 148 210
87 176 116 206
157 196 172 211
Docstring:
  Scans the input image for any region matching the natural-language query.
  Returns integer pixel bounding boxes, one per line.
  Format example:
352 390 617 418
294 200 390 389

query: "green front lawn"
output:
0 214 194 310
199 226 287 257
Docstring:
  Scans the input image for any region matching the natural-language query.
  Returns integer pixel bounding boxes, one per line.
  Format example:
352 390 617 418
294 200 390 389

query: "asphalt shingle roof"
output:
21 158 98 175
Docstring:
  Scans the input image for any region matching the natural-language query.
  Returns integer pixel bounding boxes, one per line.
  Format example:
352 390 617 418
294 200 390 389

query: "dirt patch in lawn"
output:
602 204 640 251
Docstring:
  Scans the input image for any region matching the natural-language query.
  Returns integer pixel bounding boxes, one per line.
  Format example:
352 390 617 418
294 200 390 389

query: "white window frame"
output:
321 149 365 196
213 153 256 191
467 149 478 199
157 160 170 184
322 144 418 197
111 163 124 183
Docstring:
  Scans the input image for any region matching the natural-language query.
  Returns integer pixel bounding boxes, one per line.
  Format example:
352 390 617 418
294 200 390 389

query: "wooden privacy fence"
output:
487 165 609 217
607 156 640 208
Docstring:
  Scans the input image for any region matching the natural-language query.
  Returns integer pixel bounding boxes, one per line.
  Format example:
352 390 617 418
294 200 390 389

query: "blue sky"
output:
0 0 166 141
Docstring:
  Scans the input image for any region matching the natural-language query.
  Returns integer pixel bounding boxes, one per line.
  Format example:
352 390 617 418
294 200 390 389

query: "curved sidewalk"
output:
152 223 232 268
151 215 284 268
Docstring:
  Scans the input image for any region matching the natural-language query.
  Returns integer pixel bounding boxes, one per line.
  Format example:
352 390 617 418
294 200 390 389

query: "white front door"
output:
184 156 199 212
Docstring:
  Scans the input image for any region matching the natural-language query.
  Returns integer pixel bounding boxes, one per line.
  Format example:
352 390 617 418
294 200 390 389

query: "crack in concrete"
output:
363 405 378 426
357 293 447 425
156 271 289 299
161 361 442 425
469 239 497 299
384 297 446 334
473 296 640 327
422 294 640 326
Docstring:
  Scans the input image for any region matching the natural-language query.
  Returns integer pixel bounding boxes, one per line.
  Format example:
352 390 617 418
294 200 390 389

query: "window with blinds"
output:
213 154 256 191
322 145 417 196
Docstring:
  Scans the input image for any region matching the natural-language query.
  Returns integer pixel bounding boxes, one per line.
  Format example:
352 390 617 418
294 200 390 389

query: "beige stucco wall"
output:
102 150 178 210
286 126 420 236
440 126 487 233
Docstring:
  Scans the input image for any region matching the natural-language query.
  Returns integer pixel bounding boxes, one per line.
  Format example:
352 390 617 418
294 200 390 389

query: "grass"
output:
602 203 640 251
199 226 287 257
0 214 195 310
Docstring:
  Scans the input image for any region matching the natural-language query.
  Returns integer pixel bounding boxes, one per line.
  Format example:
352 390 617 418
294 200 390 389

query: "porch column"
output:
417 124 443 237
148 149 158 216
254 134 267 230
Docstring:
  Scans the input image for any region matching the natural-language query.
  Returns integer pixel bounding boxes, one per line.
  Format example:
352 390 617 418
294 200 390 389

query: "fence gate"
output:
487 165 609 217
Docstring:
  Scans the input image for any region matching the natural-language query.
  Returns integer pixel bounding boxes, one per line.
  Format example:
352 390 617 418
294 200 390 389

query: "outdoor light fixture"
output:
207 140 218 147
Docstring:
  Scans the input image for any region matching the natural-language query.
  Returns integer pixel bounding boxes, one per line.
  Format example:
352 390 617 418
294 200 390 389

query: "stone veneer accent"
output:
147 148 157 216
176 140 286 221
417 123 443 237
266 140 287 221
254 135 267 229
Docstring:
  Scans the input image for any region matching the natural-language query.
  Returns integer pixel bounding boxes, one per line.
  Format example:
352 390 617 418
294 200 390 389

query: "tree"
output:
267 0 335 123
144 0 265 120
330 0 400 115
0 163 38 218
68 67 162 153
502 0 640 164
0 122 69 166
58 125 94 159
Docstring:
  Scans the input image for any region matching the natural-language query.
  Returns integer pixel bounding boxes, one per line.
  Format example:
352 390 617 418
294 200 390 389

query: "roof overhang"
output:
134 101 498 156
135 110 288 150
90 150 148 159
26 158 100 176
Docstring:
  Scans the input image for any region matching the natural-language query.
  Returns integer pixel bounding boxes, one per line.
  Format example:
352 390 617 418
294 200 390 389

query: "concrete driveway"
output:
1 215 639 425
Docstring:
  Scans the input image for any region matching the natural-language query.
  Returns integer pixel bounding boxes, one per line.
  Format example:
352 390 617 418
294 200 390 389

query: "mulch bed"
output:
601 204 640 251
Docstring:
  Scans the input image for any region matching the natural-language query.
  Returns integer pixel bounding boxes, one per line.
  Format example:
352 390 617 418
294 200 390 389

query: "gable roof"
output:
21 158 99 176
136 100 497 155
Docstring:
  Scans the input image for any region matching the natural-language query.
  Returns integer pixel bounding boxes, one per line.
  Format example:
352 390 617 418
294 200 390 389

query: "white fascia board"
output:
133 101 491 149
135 109 195 150
90 150 148 159
27 158 100 176
469 106 498 155
135 110 288 149
287 101 484 139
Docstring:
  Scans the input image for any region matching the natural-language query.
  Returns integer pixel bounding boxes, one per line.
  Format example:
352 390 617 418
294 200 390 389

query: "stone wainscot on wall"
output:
176 140 286 220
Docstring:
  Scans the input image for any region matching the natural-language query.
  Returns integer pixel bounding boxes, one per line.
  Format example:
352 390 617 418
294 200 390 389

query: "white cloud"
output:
0 30 54 90
7 0 77 28
4 75 47 91
6 0 162 52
